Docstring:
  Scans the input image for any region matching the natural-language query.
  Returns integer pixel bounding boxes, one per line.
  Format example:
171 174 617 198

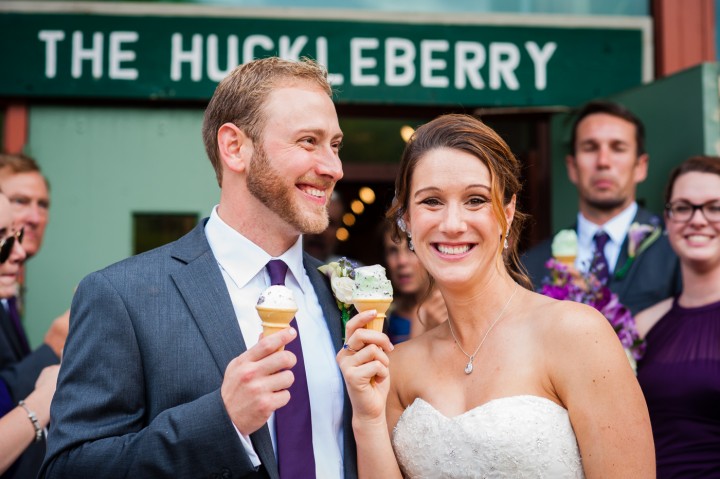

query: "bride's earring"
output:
504 231 509 250
408 232 414 251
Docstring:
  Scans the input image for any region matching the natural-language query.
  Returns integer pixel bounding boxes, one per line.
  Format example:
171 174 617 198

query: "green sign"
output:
0 7 650 106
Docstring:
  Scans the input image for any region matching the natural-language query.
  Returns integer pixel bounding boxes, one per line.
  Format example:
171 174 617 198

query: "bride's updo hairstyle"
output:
387 113 531 290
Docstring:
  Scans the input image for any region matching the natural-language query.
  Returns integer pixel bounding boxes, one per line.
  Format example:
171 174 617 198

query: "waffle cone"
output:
256 306 297 350
352 297 392 333
554 255 576 267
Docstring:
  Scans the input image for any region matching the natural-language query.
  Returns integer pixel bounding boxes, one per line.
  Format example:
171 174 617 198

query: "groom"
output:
41 57 356 478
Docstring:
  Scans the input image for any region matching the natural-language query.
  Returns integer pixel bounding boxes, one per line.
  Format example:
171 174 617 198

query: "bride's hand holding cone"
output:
337 309 394 422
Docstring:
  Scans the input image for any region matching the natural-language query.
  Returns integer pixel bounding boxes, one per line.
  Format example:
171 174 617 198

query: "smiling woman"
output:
635 156 720 478
337 113 655 479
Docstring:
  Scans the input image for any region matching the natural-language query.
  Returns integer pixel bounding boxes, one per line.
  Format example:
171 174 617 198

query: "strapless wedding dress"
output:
392 395 585 478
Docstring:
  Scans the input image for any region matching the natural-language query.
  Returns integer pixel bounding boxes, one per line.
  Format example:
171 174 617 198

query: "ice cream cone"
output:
554 255 576 268
256 306 297 350
352 298 392 333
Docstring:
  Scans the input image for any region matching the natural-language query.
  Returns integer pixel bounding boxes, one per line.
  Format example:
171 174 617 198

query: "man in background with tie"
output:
523 101 681 314
41 57 357 478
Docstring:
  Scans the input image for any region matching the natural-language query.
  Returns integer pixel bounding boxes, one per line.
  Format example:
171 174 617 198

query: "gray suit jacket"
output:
40 221 357 479
523 207 682 315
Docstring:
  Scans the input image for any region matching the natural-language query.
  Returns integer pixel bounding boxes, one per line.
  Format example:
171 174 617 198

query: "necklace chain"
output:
447 284 519 375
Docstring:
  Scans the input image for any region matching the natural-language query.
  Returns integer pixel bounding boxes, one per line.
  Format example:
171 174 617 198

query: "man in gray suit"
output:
41 57 357 478
523 101 681 314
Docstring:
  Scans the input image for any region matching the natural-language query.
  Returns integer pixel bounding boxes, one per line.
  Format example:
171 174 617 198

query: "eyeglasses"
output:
0 229 23 264
665 200 720 223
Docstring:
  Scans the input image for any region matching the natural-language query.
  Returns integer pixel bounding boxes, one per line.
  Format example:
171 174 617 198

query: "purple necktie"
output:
266 260 316 479
6 297 30 355
592 231 611 285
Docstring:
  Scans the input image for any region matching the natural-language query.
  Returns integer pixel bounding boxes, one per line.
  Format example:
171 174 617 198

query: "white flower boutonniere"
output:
318 257 356 328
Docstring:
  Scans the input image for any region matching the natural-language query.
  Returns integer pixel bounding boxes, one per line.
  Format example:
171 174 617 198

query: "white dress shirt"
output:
205 207 344 478
576 202 638 274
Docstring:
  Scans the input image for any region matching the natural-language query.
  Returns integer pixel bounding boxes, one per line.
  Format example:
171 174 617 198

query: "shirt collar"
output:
577 202 638 246
204 206 307 293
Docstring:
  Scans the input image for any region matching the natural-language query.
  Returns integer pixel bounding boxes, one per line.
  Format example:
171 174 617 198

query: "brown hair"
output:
387 114 531 289
201 57 333 186
570 100 646 156
665 156 720 204
0 153 41 174
0 153 49 189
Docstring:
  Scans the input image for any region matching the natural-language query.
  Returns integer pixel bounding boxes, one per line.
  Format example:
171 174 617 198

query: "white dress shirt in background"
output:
576 202 638 274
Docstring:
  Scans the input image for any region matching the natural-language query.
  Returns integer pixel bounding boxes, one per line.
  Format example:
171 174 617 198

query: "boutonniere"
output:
318 257 356 329
614 222 662 280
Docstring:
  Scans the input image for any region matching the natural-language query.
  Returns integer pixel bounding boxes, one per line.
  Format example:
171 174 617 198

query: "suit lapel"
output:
169 222 278 477
304 254 343 349
611 208 660 293
303 254 358 478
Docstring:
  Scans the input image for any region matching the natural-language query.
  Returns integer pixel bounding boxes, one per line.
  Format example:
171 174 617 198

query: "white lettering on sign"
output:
242 34 273 63
171 33 202 81
315 37 344 85
109 32 139 80
207 34 238 82
351 38 380 86
168 33 342 83
385 38 415 87
36 30 557 93
420 40 449 88
72 31 103 79
455 41 485 89
39 30 139 80
38 30 65 79
279 35 308 61
489 42 520 90
525 41 557 90
344 37 556 92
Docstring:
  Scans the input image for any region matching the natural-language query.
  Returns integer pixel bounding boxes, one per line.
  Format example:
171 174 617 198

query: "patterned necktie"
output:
592 231 611 285
265 260 316 479
6 297 30 355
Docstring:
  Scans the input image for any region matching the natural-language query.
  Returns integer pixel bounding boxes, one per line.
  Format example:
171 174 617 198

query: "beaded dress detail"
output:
392 395 584 479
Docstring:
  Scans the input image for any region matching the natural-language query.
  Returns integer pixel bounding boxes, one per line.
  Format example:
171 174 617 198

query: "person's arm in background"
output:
43 309 69 358
0 365 58 473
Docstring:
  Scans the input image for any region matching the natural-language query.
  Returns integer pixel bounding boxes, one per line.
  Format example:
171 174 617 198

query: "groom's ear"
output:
218 123 253 175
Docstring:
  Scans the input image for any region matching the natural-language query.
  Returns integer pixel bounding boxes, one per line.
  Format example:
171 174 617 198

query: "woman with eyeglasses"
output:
635 156 720 479
0 192 60 475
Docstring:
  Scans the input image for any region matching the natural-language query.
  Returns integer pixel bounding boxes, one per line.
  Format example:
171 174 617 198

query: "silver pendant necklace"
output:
447 283 518 375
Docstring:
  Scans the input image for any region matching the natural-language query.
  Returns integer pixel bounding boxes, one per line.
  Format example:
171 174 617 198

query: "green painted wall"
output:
551 62 720 232
24 106 218 345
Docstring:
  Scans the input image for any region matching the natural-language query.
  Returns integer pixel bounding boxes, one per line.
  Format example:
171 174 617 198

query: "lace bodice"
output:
391 395 584 479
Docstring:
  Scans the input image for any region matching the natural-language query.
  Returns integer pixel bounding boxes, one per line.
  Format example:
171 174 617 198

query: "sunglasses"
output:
0 229 24 264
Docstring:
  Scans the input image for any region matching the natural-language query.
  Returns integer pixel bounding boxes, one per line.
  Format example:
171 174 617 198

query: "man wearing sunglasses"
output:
0 192 60 479
0 155 69 362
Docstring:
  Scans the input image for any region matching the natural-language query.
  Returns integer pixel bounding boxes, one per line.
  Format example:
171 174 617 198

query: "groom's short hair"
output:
202 57 333 186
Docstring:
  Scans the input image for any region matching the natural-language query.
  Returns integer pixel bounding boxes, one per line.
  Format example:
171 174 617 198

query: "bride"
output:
338 114 654 478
